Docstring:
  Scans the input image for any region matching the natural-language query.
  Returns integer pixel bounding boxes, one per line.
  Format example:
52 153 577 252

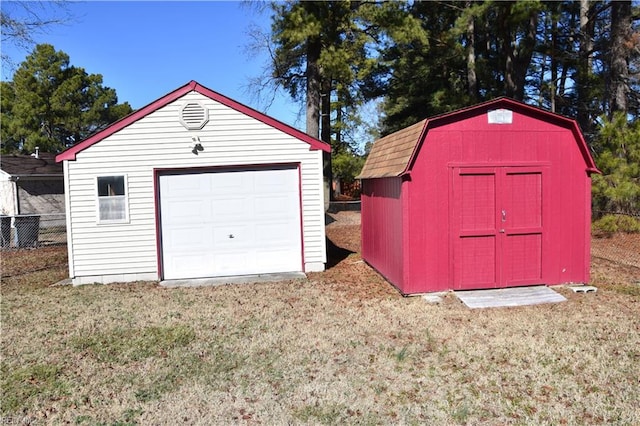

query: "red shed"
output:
359 98 599 295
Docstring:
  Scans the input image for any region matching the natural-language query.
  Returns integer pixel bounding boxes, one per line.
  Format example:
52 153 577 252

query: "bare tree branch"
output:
1 1 73 72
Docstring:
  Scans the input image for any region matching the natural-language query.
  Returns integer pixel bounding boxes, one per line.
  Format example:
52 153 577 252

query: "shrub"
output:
592 214 640 235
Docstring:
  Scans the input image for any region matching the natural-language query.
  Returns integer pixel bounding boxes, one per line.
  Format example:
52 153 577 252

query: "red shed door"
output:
452 167 544 290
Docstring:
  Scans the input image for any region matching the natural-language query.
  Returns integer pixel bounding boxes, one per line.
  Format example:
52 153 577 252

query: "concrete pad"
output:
160 272 307 288
51 278 72 286
422 293 445 304
455 285 566 309
569 285 598 293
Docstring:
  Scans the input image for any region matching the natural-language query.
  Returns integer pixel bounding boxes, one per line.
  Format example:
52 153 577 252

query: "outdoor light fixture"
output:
191 136 204 155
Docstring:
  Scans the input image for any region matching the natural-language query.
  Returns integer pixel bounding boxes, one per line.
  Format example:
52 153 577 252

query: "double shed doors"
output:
452 166 546 290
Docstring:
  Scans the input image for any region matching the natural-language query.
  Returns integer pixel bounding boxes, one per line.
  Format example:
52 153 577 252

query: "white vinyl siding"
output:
64 91 326 282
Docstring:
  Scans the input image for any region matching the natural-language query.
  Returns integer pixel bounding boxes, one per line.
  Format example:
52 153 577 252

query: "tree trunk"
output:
321 76 333 202
306 37 321 139
321 77 331 144
501 6 517 98
512 11 538 100
550 11 558 113
576 0 594 132
609 0 631 117
466 3 477 101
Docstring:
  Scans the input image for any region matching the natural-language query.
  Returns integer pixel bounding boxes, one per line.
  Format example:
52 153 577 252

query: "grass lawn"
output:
1 213 639 425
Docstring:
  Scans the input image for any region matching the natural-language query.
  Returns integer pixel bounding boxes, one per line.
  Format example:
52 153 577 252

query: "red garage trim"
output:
57 81 330 162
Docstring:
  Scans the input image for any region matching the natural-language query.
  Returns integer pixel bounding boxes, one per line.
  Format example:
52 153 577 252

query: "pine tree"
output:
592 113 640 215
2 44 132 153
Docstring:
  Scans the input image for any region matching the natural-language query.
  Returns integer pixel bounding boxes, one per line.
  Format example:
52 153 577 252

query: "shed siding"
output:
362 102 595 294
66 92 325 281
404 111 591 291
361 177 404 289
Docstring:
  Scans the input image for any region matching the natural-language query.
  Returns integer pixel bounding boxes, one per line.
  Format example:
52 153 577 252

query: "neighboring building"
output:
359 97 600 295
0 150 65 216
57 81 330 285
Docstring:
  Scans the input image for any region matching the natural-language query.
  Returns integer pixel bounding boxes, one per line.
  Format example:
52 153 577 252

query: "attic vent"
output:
179 102 209 130
488 109 513 124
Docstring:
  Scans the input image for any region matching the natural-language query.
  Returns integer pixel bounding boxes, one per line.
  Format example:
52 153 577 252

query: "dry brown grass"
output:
1 214 639 425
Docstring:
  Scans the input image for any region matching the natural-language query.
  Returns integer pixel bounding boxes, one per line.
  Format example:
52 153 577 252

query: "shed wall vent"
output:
488 109 513 124
180 102 209 130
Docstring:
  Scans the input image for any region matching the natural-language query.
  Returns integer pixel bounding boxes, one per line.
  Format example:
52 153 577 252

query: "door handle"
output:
501 210 507 222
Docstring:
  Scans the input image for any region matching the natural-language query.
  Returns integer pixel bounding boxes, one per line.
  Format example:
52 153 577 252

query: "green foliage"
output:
1 44 132 154
376 1 639 136
592 113 640 216
332 149 365 184
268 1 426 148
592 214 640 235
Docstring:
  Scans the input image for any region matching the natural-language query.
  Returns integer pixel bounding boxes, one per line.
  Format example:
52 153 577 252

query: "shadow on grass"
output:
325 237 354 269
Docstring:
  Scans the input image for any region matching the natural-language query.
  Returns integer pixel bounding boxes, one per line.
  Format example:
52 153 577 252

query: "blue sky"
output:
1 1 305 128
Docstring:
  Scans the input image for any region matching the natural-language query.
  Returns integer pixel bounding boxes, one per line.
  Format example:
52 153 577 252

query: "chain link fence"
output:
591 211 640 269
1 213 67 249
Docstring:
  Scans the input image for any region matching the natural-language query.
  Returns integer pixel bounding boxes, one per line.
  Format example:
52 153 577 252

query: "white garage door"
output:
159 166 302 280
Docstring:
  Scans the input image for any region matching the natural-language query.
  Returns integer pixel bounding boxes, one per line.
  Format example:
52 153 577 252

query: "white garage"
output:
159 166 302 279
57 81 330 285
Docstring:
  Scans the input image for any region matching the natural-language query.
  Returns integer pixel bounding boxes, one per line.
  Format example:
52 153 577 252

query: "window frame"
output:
95 175 130 224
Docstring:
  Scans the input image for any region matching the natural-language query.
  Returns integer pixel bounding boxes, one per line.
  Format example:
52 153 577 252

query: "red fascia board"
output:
401 97 600 176
57 81 329 162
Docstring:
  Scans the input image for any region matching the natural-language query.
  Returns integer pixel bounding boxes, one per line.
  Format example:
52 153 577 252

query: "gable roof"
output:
56 80 330 162
359 97 599 179
1 153 63 178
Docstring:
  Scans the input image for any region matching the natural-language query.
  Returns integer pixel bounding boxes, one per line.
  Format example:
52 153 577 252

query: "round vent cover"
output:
179 102 209 130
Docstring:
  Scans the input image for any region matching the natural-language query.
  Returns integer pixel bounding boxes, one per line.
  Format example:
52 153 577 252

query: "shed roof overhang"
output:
358 97 600 180
56 81 330 162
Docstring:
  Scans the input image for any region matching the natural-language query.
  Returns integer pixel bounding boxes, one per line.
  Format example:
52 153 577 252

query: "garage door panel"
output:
165 226 213 250
213 251 251 274
212 224 251 245
164 173 212 195
166 253 213 276
255 195 297 216
256 222 294 244
254 169 293 189
211 197 251 219
160 166 302 280
163 200 210 222
211 172 249 194
255 248 299 269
